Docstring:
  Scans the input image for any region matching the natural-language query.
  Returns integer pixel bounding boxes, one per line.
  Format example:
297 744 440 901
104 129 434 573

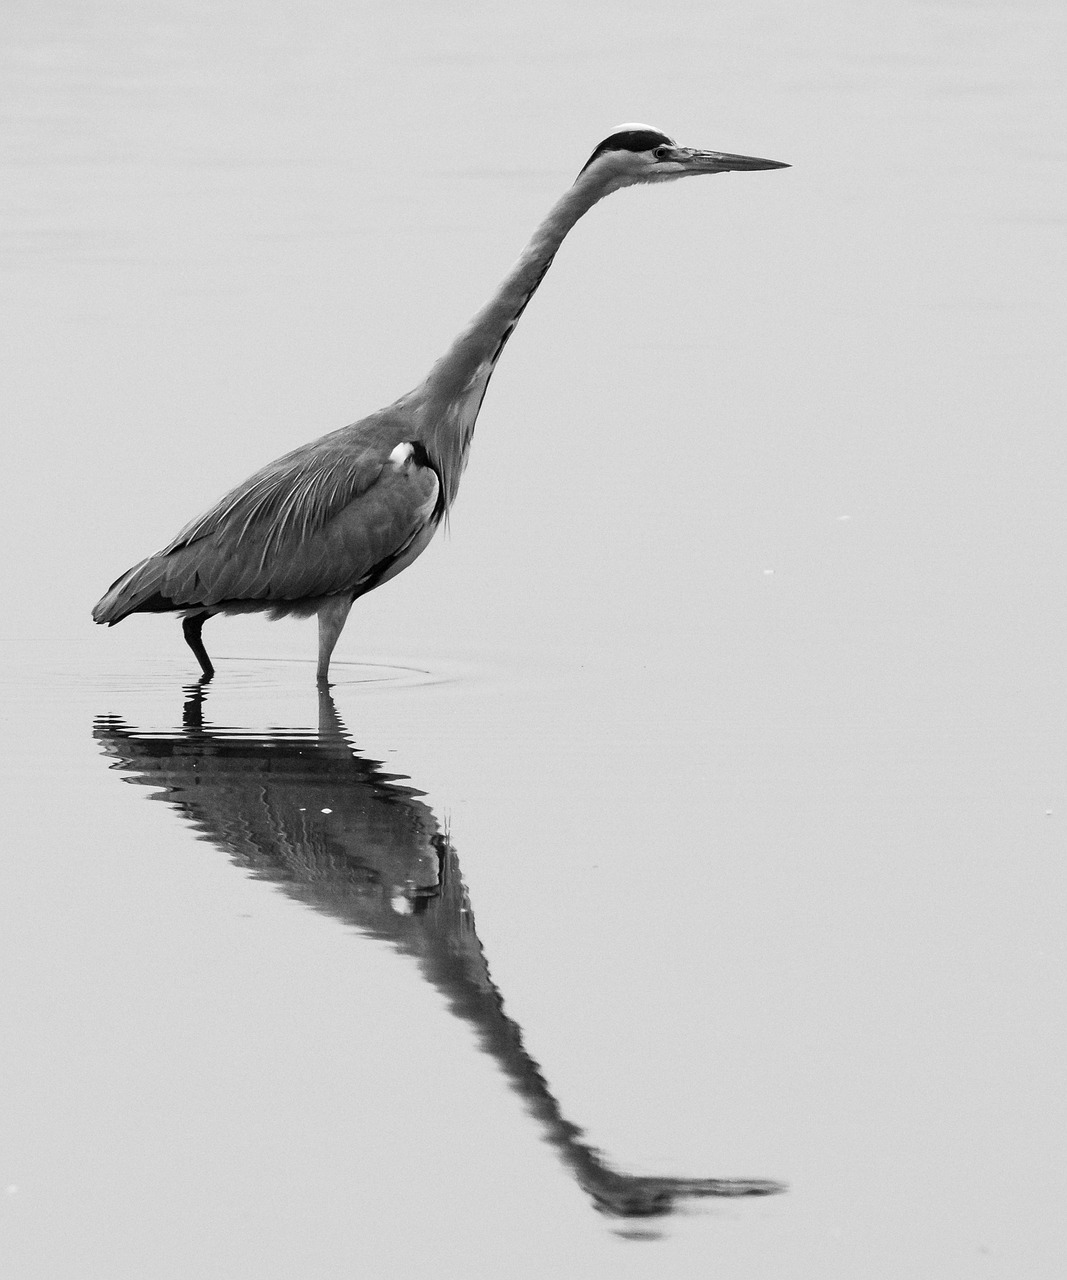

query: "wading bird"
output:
93 125 788 683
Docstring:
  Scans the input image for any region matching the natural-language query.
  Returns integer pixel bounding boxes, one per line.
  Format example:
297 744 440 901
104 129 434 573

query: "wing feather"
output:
163 428 389 557
93 413 441 623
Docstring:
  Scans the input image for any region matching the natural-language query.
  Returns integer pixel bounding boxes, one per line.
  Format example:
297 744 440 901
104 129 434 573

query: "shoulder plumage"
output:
163 415 406 558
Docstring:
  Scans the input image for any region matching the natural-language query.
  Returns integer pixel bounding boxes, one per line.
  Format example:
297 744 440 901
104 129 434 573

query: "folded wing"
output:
93 428 441 623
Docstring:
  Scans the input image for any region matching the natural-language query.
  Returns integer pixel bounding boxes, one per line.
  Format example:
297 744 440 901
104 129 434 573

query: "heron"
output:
93 125 788 684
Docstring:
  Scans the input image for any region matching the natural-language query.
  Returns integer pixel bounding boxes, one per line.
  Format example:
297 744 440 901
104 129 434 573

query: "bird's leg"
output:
316 596 354 686
182 611 215 679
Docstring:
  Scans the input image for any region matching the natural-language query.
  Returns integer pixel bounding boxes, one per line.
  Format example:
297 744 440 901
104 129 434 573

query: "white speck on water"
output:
321 807 332 814
763 568 775 576
837 514 851 522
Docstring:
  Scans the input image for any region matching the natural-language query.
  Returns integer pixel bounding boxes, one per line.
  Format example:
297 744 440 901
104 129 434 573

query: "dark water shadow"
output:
93 683 785 1220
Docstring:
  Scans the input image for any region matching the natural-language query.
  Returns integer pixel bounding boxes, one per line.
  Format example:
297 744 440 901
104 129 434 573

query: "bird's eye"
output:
653 145 671 161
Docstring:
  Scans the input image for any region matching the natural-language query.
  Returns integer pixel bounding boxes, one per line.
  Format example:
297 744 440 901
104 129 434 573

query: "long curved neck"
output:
407 168 616 509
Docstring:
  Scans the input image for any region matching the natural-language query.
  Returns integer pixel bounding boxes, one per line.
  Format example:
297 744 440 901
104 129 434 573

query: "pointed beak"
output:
675 148 790 174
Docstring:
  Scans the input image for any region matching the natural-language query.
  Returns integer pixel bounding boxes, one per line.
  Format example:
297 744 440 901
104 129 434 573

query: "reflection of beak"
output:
677 148 790 173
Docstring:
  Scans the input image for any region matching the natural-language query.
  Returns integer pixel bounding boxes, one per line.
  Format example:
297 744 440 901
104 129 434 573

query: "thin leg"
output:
182 612 215 678
316 596 354 686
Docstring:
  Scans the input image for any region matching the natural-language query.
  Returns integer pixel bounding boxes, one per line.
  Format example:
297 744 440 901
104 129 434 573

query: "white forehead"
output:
607 121 670 137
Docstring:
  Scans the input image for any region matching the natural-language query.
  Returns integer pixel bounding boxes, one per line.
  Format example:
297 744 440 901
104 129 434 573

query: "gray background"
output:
2 1 1066 1276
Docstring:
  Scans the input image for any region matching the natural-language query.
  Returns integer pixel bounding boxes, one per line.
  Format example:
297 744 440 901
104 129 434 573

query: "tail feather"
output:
92 556 177 625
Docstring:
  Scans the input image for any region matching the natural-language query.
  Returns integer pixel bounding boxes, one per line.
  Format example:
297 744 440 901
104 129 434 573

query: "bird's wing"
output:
162 428 390 558
94 424 441 619
161 441 439 606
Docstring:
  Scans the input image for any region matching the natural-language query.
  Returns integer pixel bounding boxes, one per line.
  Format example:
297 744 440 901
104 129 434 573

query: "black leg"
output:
181 612 215 678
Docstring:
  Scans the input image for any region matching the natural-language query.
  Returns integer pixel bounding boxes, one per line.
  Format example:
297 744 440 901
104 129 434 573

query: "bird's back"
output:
92 408 441 625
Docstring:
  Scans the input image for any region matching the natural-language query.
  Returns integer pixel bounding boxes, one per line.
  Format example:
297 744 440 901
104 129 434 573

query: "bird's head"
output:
577 124 789 191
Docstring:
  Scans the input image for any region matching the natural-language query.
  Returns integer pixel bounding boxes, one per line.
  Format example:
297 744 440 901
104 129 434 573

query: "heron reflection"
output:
93 686 784 1218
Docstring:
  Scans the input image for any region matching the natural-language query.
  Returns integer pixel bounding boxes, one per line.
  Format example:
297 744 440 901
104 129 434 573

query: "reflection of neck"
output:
407 169 616 510
409 841 782 1217
410 839 625 1204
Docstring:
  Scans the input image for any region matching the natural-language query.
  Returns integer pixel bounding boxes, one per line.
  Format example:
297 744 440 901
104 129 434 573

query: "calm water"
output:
3 1 1066 1276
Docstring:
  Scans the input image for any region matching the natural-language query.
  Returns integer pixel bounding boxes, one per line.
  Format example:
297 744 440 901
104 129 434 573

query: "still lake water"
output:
3 1 1066 1276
